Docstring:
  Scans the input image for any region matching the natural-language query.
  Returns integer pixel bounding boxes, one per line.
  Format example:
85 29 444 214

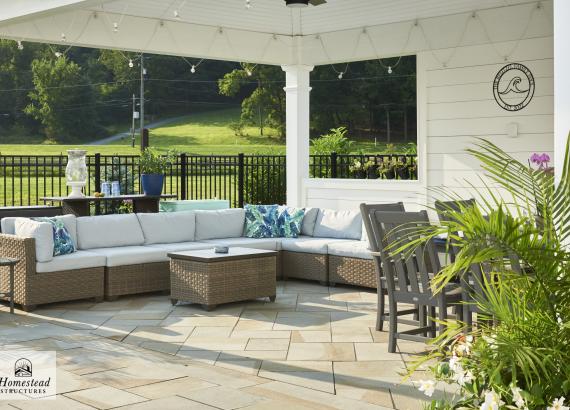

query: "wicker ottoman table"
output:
168 247 277 311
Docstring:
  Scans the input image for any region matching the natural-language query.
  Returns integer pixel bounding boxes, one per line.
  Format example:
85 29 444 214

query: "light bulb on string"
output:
387 66 392 74
128 59 134 68
17 41 24 50
174 10 180 19
113 22 119 33
61 33 66 42
338 72 343 80
190 65 196 74
246 69 252 76
245 0 251 9
54 51 63 58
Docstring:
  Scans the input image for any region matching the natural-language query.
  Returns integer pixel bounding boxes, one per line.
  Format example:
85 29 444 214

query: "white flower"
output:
548 397 570 410
418 379 436 397
449 355 460 372
511 386 526 409
455 369 474 386
480 390 504 410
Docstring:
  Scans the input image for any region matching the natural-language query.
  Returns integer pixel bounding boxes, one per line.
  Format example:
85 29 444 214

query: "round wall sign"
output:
492 63 535 111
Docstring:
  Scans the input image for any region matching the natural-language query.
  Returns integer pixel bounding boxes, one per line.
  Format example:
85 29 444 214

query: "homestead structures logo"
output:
14 359 32 377
493 63 535 112
0 351 56 400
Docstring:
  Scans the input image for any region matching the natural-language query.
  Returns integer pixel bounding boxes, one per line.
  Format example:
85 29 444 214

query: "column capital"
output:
281 64 315 73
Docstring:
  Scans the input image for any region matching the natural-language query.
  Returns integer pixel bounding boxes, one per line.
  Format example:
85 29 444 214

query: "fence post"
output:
180 153 187 200
94 153 101 193
330 152 338 178
238 153 245 208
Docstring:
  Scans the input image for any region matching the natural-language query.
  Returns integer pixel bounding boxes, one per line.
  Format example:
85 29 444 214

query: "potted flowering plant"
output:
378 159 396 179
394 157 410 180
396 139 570 410
139 149 176 196
363 159 378 179
349 159 366 179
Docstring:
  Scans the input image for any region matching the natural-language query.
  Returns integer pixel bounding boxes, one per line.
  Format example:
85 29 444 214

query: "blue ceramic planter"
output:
141 174 164 196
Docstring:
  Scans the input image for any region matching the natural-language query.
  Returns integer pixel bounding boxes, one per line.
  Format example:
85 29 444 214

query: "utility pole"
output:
140 53 145 143
131 93 136 148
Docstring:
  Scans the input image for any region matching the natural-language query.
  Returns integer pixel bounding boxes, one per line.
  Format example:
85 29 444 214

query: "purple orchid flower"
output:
530 153 550 169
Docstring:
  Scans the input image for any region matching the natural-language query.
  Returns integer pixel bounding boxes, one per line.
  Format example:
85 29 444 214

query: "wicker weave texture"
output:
170 256 276 306
105 262 170 297
328 255 377 288
282 251 327 283
0 234 104 307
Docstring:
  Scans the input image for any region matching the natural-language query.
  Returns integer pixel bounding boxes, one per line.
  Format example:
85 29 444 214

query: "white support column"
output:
554 0 570 182
282 65 314 207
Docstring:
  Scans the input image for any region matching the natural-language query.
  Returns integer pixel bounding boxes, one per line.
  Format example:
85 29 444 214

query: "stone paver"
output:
0 280 427 409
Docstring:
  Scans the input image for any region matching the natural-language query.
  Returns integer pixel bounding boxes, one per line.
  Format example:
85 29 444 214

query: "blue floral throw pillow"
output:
33 217 76 256
277 207 305 238
244 204 280 238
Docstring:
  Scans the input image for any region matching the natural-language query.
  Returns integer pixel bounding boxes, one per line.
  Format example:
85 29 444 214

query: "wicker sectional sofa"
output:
0 207 378 310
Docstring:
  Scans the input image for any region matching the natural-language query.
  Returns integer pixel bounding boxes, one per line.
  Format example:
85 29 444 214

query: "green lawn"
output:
0 107 411 156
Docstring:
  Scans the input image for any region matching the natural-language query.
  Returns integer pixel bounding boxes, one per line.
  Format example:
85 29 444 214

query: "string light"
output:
113 22 119 33
190 65 196 73
337 72 343 79
128 59 134 68
245 0 252 9
61 32 67 42
387 66 392 74
173 10 180 19
17 41 24 50
54 51 63 58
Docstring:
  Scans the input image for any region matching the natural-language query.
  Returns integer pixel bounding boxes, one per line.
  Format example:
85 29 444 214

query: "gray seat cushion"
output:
36 250 106 273
89 246 168 267
327 240 372 260
200 237 280 251
147 242 213 253
77 214 145 250
195 209 246 240
280 236 352 255
137 211 196 244
313 209 362 240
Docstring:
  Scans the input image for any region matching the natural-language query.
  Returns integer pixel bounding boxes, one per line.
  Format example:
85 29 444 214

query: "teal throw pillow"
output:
277 207 305 238
33 217 76 256
244 204 280 238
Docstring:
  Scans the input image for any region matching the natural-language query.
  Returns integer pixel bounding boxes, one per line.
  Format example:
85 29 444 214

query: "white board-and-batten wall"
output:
302 1 554 213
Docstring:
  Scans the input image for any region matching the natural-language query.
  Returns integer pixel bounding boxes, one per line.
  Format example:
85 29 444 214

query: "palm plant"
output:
393 138 570 409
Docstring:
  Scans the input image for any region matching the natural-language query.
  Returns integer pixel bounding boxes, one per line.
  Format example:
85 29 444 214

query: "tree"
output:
25 57 98 142
218 64 285 138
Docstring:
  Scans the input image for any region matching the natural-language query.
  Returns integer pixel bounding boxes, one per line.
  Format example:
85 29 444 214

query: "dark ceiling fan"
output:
285 0 327 8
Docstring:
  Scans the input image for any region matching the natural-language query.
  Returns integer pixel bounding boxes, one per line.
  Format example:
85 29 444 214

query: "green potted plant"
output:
395 157 410 180
139 149 175 196
378 159 396 179
348 159 366 179
363 159 379 179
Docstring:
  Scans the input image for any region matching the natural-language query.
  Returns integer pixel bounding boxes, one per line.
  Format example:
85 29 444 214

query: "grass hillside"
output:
0 107 408 156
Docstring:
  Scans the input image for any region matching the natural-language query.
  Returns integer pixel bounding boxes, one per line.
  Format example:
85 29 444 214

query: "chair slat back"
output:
360 203 405 252
372 210 435 296
435 199 476 223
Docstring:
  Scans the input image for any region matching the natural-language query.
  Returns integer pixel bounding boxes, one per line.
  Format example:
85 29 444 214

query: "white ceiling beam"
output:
0 0 114 26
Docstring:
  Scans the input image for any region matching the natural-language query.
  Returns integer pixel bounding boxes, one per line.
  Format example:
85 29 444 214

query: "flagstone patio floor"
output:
0 280 448 410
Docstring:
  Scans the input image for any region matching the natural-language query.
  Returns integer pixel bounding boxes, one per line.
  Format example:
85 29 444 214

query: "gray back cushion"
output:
14 218 54 262
2 215 77 248
195 209 246 240
301 208 319 236
137 211 196 244
77 214 145 250
313 209 362 240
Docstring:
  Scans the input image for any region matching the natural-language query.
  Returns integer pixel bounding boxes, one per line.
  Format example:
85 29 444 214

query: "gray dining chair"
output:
371 210 464 353
360 202 418 331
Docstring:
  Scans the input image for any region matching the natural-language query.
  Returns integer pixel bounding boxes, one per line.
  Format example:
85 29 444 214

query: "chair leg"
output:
437 298 448 335
376 288 385 331
464 304 472 332
388 298 398 353
418 305 427 335
428 306 437 338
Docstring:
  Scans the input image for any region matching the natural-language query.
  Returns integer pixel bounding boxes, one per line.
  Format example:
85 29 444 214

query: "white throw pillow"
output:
14 218 54 262
301 207 320 236
313 209 362 240
76 214 145 250
137 211 196 244
195 209 246 240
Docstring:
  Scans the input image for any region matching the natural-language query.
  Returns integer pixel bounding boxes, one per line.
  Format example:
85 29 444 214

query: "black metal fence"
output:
0 153 416 207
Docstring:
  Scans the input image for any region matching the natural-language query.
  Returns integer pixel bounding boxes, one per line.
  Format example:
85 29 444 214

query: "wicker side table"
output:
168 247 277 311
0 257 18 314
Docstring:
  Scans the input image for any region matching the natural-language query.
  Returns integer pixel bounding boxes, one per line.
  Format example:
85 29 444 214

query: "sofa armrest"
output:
0 233 36 279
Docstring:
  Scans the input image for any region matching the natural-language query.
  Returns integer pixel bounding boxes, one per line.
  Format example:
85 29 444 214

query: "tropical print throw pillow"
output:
33 217 76 256
244 204 280 238
277 206 305 238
